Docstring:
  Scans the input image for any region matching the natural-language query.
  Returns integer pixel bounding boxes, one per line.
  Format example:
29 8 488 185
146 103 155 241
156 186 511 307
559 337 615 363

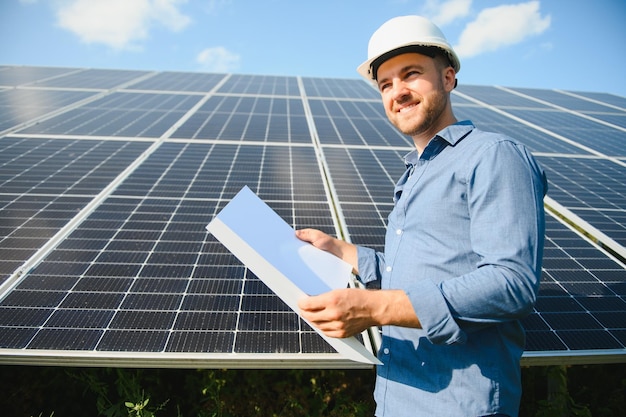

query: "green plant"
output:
125 396 168 417
4 364 625 416
68 369 170 417
523 365 593 417
193 369 375 417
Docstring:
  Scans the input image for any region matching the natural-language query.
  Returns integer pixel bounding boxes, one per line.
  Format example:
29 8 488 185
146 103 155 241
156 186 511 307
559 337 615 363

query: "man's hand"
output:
298 288 379 338
295 228 358 274
298 288 422 338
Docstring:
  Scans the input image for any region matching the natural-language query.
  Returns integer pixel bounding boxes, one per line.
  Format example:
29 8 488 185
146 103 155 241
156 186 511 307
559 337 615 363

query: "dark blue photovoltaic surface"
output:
0 66 624 367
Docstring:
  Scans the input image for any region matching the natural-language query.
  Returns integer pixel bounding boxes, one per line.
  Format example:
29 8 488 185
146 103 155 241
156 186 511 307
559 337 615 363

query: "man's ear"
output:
443 67 457 92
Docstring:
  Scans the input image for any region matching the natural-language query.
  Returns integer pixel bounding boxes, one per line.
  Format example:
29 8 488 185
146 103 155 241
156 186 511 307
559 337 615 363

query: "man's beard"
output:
394 80 448 138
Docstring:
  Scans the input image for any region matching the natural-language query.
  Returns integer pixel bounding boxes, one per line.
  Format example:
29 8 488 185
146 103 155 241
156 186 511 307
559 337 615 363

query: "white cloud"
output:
196 47 240 73
55 0 191 50
203 0 232 15
423 0 473 26
454 1 550 58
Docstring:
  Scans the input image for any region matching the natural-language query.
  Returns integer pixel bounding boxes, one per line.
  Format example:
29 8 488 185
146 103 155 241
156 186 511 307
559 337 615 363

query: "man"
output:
297 15 547 417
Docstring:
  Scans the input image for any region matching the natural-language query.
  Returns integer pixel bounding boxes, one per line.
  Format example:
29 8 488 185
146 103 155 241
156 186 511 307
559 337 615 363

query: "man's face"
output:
376 53 452 139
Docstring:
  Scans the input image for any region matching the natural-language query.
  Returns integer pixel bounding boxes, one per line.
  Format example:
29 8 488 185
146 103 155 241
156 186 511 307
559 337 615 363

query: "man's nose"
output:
391 79 411 102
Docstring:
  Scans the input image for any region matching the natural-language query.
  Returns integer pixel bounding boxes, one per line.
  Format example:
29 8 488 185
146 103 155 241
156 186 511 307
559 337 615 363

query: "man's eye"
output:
379 83 392 92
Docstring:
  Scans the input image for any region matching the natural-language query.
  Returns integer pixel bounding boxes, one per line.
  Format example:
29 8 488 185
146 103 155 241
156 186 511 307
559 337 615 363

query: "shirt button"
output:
385 266 392 272
396 228 402 235
383 348 390 355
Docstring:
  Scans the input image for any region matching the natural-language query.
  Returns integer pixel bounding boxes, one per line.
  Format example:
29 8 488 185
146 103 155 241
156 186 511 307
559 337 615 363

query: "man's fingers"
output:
295 228 326 245
297 294 324 312
295 228 314 243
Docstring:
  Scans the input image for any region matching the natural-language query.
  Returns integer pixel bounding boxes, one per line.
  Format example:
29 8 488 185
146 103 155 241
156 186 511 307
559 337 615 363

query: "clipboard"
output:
206 186 380 364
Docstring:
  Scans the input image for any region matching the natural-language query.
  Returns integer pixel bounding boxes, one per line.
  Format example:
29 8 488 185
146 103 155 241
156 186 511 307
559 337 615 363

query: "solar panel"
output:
567 91 626 110
171 95 311 142
217 74 300 96
0 89 97 134
503 109 624 156
301 77 379 99
0 66 79 86
33 68 153 90
524 214 626 362
0 136 151 284
508 87 624 113
18 92 203 138
126 71 226 93
0 66 624 368
453 106 588 154
537 156 626 249
308 99 412 147
455 84 550 108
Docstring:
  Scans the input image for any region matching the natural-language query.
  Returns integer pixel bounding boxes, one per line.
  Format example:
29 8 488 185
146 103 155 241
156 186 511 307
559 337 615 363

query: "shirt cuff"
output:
406 279 467 345
356 245 382 285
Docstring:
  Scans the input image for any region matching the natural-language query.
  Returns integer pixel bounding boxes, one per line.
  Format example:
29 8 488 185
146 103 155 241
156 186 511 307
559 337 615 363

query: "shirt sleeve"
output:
356 245 384 286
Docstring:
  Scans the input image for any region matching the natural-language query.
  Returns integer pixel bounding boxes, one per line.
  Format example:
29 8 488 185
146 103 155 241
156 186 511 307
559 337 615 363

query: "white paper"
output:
206 186 380 365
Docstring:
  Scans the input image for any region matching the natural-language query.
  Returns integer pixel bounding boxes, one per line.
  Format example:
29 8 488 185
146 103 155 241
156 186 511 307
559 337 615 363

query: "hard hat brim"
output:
357 41 461 82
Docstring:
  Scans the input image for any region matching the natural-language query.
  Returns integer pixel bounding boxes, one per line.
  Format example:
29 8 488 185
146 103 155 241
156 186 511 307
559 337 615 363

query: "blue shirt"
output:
357 121 547 417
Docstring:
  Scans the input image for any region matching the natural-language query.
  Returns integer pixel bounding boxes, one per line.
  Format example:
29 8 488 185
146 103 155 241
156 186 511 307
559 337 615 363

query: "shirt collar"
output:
404 120 475 166
436 120 475 146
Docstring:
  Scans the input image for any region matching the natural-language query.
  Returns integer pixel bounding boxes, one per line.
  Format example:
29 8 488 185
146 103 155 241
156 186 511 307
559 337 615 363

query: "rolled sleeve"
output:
356 245 383 286
406 279 467 345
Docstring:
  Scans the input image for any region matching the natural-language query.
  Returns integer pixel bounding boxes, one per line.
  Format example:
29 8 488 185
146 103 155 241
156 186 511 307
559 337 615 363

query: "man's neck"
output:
411 115 457 155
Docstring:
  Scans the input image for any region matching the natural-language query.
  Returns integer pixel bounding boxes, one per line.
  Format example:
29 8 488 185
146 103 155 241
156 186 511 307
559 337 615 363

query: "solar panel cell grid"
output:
35 69 150 90
18 93 202 137
0 137 150 282
302 78 380 99
125 72 226 92
0 89 97 133
571 91 626 109
506 109 625 156
309 99 412 147
453 106 592 154
454 84 551 108
583 113 626 129
171 96 311 142
538 155 626 247
0 134 350 358
523 219 626 352
217 74 300 96
0 66 77 87
509 87 622 113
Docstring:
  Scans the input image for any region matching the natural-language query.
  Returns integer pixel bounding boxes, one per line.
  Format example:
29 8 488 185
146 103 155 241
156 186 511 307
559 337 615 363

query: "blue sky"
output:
2 0 625 96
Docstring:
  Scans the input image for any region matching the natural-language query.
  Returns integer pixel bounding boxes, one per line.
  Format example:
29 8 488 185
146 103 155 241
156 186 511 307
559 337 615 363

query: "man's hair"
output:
370 45 454 81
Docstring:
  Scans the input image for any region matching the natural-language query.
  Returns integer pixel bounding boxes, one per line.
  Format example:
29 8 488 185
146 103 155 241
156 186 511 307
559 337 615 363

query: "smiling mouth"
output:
398 103 418 113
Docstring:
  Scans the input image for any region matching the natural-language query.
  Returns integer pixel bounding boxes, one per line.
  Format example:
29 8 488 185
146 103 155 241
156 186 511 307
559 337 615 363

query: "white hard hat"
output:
357 15 461 82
